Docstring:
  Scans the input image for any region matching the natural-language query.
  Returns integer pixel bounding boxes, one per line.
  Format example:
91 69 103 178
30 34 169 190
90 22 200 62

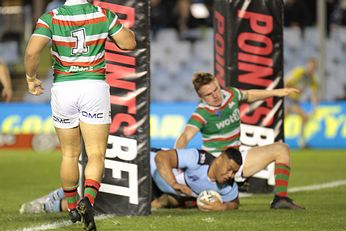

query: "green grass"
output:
1 149 346 231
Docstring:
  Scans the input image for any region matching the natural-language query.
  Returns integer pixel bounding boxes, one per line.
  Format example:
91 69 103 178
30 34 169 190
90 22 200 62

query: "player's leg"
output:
51 81 83 222
77 122 109 231
70 80 110 231
55 126 83 221
241 143 304 209
19 188 67 214
78 80 110 203
80 122 109 201
242 143 290 177
291 104 309 148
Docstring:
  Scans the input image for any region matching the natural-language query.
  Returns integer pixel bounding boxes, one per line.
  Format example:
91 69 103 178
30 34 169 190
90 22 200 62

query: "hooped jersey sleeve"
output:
228 87 243 101
33 13 53 39
106 9 123 36
186 107 207 131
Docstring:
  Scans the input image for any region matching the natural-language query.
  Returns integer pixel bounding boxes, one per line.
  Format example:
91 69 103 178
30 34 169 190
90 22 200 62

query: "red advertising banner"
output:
92 0 150 215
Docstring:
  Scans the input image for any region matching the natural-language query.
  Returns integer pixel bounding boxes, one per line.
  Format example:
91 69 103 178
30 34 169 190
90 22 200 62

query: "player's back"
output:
34 2 122 82
51 4 108 71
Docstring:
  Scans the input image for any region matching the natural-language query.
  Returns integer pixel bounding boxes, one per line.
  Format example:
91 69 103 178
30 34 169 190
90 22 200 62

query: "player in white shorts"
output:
24 1 136 230
51 80 111 128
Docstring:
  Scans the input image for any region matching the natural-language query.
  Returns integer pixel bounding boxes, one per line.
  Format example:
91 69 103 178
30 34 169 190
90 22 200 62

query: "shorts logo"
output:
81 111 103 119
53 116 70 124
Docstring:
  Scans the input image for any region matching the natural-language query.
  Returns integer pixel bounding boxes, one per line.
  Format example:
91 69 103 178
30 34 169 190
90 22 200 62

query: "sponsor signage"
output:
92 0 150 215
2 103 346 149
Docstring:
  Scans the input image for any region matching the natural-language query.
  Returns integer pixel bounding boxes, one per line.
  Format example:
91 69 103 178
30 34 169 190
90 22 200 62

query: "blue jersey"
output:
150 148 239 202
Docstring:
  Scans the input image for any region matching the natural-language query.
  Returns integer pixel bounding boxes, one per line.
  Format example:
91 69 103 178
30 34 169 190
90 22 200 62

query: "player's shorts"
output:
51 80 111 129
234 149 248 182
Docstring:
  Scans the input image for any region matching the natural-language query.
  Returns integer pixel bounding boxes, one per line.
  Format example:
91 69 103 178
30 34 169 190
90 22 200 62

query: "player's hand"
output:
172 183 193 197
27 77 44 96
2 87 12 102
198 199 225 212
275 88 300 97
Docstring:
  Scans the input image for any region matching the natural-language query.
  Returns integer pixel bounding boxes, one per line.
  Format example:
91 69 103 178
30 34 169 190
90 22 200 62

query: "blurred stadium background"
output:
1 0 346 150
0 0 346 230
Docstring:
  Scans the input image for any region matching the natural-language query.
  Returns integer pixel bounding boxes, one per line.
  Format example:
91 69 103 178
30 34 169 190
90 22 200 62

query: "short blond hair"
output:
192 72 215 93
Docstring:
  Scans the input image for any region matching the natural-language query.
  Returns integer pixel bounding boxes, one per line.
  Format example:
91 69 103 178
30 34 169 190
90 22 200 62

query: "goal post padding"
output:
214 0 284 192
90 0 151 215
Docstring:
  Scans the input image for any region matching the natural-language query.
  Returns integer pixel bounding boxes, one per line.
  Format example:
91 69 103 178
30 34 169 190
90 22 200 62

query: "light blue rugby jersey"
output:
150 148 239 202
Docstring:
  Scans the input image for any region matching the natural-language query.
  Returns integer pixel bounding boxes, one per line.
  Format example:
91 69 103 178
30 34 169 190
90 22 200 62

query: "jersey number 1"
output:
71 28 88 55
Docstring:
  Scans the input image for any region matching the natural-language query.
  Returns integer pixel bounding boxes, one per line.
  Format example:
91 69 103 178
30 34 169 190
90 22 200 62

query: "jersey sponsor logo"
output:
216 108 240 129
68 65 94 72
199 153 206 164
198 150 215 165
187 175 199 182
81 111 104 119
53 116 70 124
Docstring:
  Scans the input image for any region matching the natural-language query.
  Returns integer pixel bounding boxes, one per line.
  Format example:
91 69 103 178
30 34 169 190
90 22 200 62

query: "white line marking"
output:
288 180 346 193
12 215 115 231
239 180 346 198
14 180 346 231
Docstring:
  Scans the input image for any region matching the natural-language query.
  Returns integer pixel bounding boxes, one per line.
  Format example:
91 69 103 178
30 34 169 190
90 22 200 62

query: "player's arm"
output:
0 62 13 102
198 197 239 211
241 88 300 103
24 36 50 95
175 126 199 149
155 150 193 196
110 27 136 50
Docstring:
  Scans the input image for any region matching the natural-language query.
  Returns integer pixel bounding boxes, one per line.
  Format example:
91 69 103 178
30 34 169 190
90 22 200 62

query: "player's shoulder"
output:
225 87 241 96
39 11 54 20
196 149 215 165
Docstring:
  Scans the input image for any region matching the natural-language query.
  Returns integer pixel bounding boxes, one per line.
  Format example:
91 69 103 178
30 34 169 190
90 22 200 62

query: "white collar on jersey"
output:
65 0 88 6
201 89 231 111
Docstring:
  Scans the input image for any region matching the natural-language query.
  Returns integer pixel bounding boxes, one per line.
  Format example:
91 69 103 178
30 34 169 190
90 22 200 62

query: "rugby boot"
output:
69 208 82 223
270 195 305 210
77 197 97 231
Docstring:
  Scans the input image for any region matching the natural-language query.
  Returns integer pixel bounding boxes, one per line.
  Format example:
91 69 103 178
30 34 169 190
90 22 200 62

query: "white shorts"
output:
234 149 248 182
51 80 111 128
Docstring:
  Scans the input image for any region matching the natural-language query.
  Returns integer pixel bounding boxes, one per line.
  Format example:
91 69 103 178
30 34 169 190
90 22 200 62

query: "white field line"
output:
12 214 115 231
14 180 346 231
288 179 346 193
238 179 346 198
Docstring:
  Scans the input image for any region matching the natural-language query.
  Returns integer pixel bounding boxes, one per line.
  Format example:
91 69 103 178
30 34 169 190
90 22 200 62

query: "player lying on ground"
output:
20 146 304 213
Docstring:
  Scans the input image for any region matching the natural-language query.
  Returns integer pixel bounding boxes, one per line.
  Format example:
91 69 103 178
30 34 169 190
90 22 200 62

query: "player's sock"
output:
44 199 62 213
274 163 291 197
48 188 65 202
84 179 101 205
63 185 79 211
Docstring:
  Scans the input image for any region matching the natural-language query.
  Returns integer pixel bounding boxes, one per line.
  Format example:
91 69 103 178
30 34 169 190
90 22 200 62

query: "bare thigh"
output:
79 122 110 157
242 143 289 178
55 126 81 157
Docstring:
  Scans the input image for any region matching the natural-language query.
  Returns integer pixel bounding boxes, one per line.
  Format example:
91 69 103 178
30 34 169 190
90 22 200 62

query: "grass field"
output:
1 149 346 231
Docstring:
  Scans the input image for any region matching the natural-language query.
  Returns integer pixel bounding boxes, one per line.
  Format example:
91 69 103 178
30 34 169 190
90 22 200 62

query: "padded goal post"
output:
214 0 285 192
84 0 151 215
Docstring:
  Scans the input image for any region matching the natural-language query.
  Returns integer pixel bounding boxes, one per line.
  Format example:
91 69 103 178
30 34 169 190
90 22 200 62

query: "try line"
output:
14 180 346 231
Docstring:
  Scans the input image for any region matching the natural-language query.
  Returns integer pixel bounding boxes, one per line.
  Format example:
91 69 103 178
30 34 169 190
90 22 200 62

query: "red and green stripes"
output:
274 163 291 197
63 185 79 211
84 179 101 205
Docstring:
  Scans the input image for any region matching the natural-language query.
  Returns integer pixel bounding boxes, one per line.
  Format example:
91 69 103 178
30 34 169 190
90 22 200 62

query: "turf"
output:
0 149 346 231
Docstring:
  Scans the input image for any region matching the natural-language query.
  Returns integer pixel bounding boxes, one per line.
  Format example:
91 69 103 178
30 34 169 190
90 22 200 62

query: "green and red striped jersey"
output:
187 87 243 155
33 2 123 82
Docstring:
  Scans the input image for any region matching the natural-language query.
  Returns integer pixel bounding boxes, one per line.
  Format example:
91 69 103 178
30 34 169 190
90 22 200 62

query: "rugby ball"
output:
197 190 223 207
